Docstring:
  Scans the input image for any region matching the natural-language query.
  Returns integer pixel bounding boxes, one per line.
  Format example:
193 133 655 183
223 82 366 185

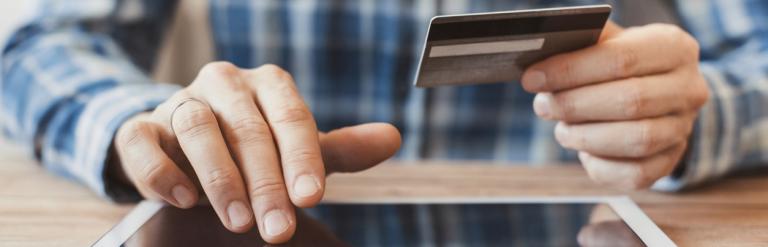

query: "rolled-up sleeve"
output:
1 0 179 200
654 0 768 191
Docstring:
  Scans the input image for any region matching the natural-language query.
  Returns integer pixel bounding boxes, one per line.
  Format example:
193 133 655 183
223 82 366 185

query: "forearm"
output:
1 0 182 200
2 23 180 201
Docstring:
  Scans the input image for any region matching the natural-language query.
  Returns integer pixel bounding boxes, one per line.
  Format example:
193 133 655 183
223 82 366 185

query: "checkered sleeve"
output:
654 0 768 191
1 0 180 201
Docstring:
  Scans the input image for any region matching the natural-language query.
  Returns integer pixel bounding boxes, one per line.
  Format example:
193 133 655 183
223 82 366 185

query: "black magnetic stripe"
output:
427 12 609 41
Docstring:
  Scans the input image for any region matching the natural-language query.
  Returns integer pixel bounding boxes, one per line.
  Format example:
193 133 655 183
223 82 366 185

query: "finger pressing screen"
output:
193 62 296 242
245 64 326 208
170 95 254 233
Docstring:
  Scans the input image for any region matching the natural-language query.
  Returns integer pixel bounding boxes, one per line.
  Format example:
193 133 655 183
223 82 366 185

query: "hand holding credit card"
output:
413 4 711 192
414 5 611 87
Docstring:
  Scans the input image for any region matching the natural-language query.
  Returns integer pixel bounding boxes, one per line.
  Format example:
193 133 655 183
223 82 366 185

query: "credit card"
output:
414 5 611 88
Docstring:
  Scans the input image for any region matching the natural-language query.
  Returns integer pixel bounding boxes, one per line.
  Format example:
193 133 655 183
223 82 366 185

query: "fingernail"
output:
293 175 320 198
264 210 290 236
171 185 195 207
227 200 251 228
554 123 571 146
578 152 591 163
523 70 547 91
533 94 552 119
555 123 569 138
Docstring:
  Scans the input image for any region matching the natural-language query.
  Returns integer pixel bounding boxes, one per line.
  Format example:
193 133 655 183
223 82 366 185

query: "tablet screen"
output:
120 203 644 247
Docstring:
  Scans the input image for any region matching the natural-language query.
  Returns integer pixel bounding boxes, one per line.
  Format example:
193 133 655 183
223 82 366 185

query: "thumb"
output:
319 123 402 174
599 21 624 42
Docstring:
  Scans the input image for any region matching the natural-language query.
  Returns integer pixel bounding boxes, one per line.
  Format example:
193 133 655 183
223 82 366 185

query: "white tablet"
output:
93 196 674 247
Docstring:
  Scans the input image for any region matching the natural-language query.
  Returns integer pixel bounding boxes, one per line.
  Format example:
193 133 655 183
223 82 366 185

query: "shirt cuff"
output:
652 63 721 192
74 83 180 202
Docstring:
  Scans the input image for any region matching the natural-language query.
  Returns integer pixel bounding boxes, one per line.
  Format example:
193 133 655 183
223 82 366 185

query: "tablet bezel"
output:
92 196 674 247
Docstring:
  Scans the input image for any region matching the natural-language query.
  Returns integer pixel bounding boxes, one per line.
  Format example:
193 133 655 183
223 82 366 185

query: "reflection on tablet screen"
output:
122 203 644 247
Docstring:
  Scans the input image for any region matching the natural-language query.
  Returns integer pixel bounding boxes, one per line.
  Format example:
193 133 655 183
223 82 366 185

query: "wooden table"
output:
1 139 768 246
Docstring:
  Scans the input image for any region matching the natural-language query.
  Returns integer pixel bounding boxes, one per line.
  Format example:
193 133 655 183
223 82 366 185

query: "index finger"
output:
522 23 699 92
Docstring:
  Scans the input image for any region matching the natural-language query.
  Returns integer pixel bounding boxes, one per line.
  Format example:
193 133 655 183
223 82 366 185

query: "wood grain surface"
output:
1 139 767 246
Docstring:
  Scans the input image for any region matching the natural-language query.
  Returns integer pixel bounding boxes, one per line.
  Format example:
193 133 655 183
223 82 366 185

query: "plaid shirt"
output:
1 0 767 237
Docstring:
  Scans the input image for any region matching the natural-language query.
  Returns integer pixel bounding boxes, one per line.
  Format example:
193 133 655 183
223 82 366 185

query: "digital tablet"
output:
93 196 674 247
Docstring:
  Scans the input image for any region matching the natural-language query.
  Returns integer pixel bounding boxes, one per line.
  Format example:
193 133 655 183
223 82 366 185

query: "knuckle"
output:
173 106 217 138
229 116 273 145
271 106 313 125
573 129 589 149
657 24 684 39
199 61 240 79
612 46 639 78
248 177 286 199
258 64 293 81
650 24 680 40
276 78 298 95
656 24 699 61
552 93 576 121
560 60 577 83
196 62 244 91
622 82 645 118
655 23 683 37
632 122 658 156
138 159 167 189
117 121 150 148
258 70 300 99
283 148 322 167
203 167 239 191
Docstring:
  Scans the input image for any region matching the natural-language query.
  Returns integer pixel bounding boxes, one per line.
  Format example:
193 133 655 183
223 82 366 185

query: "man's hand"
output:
522 22 710 189
113 62 401 243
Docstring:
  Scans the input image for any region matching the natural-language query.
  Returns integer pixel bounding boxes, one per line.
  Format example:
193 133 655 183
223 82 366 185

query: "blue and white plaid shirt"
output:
1 1 767 240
